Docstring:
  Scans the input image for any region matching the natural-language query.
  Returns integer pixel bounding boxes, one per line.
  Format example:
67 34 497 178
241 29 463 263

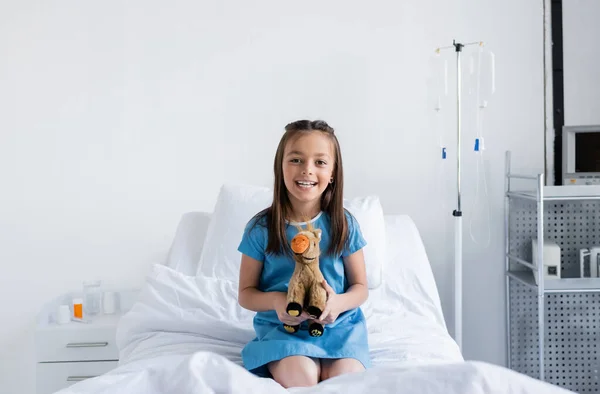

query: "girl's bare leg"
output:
320 358 365 381
268 356 320 388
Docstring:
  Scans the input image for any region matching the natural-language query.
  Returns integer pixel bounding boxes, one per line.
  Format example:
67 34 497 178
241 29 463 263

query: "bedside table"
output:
35 289 138 394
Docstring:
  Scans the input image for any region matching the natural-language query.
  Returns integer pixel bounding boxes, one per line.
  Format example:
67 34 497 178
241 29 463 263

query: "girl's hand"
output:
316 280 343 325
273 292 311 326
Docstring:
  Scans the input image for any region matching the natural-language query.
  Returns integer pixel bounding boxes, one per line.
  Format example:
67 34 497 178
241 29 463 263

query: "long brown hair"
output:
251 120 348 257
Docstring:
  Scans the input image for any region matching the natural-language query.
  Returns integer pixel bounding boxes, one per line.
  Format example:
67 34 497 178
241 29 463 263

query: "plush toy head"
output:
291 227 322 264
284 220 327 337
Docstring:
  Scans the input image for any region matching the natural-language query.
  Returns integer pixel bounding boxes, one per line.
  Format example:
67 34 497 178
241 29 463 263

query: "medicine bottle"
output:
72 297 83 319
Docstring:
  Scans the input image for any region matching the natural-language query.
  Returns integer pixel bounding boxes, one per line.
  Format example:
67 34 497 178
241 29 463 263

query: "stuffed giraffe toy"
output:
283 220 327 337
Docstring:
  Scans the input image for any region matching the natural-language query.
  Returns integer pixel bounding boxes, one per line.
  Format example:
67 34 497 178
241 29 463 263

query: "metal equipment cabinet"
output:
505 151 600 393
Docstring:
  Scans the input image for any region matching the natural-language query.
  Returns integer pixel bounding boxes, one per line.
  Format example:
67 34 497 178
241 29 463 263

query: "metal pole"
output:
505 151 512 369
456 40 463 215
453 40 464 351
537 173 545 381
433 39 483 354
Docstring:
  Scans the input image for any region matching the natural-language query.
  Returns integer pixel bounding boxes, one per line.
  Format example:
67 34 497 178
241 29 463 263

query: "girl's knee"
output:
321 358 365 381
269 356 320 388
279 369 319 388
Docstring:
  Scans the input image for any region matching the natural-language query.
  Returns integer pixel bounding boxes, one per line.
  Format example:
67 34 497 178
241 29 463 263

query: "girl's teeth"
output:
297 181 316 188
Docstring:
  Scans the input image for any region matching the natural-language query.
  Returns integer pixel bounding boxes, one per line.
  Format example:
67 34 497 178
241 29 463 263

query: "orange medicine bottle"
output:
73 298 83 319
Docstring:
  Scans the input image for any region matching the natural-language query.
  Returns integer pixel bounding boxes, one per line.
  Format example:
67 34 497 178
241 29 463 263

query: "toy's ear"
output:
314 229 322 239
305 218 314 231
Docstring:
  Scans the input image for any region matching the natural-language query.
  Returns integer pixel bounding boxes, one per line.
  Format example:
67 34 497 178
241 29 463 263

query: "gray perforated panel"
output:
508 199 538 273
509 280 539 377
508 198 600 392
509 199 600 277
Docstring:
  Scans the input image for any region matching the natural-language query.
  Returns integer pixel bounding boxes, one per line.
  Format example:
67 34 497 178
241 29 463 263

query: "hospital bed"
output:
54 185 573 393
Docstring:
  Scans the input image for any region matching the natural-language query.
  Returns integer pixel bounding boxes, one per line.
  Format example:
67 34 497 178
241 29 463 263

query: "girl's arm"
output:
317 249 369 323
338 248 369 310
238 254 282 312
238 254 312 325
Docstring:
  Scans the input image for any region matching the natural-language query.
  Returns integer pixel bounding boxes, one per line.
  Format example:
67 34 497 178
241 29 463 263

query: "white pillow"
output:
164 212 211 276
196 183 272 281
197 183 386 289
344 195 386 287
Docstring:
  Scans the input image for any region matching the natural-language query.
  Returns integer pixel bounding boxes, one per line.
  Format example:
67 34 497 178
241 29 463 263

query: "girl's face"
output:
282 132 335 213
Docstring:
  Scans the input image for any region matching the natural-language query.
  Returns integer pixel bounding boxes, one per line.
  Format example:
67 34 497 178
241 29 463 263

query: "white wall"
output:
563 0 600 126
0 1 545 393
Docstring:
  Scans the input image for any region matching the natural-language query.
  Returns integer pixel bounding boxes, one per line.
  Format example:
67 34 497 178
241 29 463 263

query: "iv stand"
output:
454 40 464 353
436 39 483 352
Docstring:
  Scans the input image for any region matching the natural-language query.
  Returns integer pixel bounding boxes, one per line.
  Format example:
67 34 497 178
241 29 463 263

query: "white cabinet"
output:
35 289 138 394
36 361 118 394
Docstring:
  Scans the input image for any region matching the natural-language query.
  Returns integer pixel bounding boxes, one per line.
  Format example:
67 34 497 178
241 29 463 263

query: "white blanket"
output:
55 351 571 394
54 263 573 393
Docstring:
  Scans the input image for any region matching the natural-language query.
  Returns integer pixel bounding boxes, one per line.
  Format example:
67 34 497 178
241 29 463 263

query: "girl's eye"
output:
316 160 327 166
290 158 301 164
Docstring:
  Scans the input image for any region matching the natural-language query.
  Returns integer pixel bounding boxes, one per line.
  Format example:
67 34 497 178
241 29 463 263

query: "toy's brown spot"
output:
291 234 309 254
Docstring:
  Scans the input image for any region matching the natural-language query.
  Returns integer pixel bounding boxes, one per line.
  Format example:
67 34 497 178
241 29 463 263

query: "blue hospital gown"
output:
237 210 372 377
